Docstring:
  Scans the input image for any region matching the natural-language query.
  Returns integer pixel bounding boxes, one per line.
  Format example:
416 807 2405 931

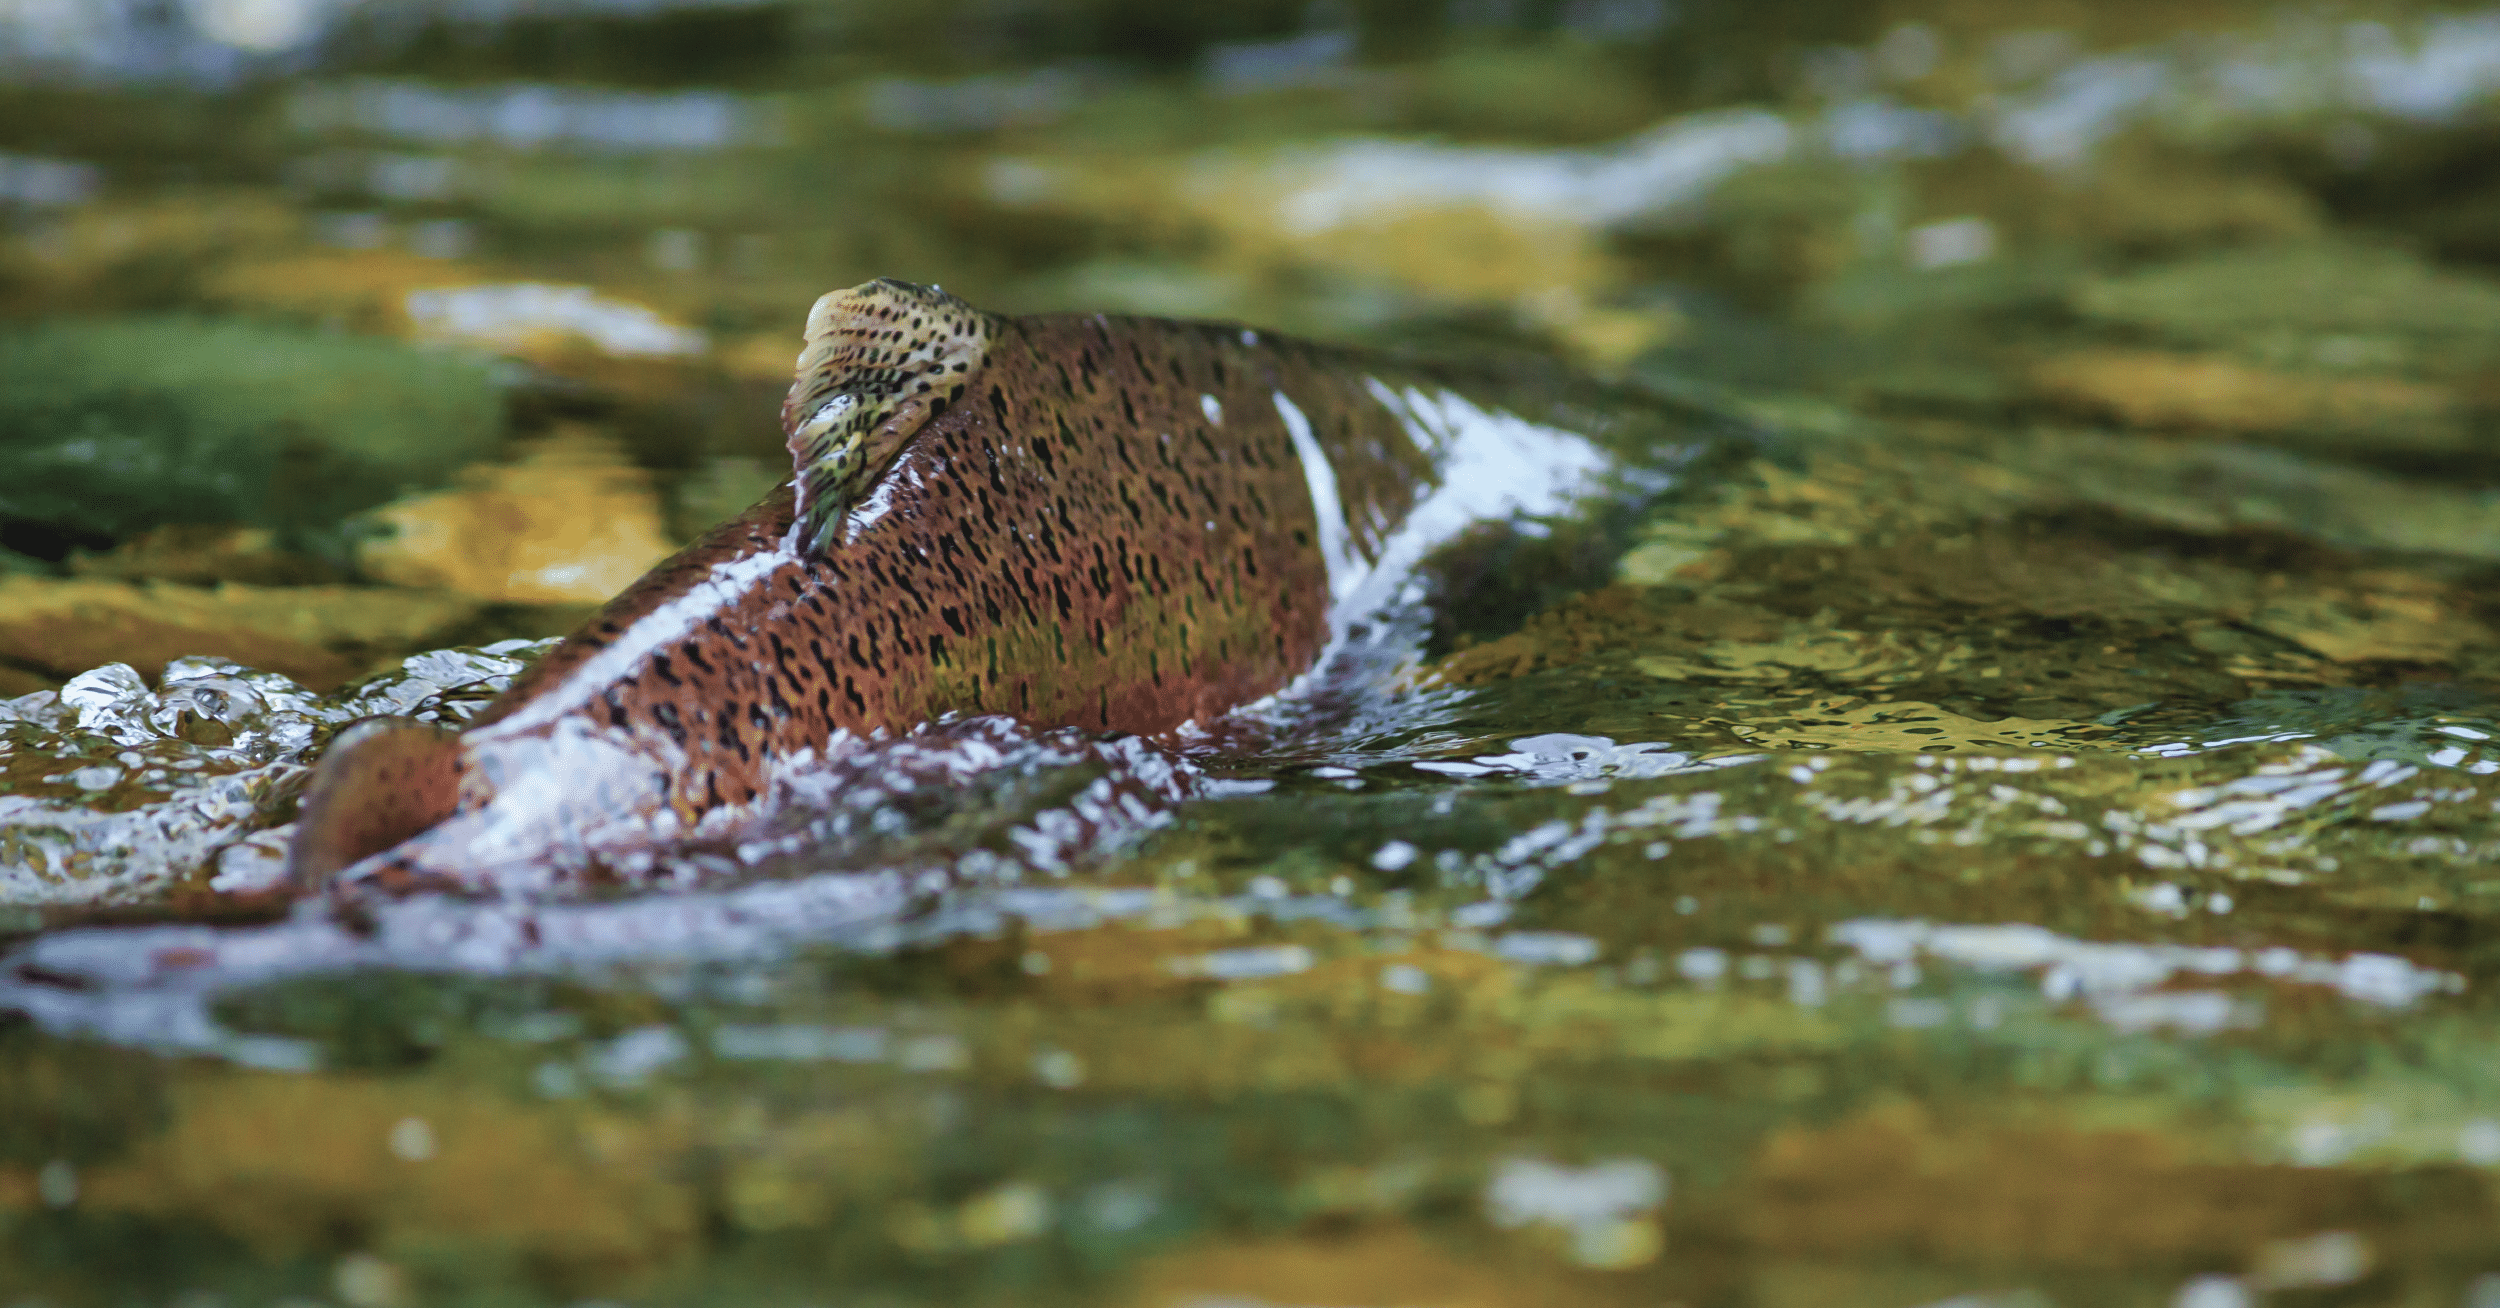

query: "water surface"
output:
4 2 2500 1305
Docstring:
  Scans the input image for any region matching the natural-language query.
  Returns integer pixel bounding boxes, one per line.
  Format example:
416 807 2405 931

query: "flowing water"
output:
5 3 2500 1305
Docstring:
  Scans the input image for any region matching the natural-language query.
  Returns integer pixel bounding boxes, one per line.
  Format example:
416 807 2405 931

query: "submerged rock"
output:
0 315 505 556
0 577 487 690
354 425 676 605
2027 348 2466 450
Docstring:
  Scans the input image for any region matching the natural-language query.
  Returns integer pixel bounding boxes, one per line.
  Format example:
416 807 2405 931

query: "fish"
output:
288 278 1669 895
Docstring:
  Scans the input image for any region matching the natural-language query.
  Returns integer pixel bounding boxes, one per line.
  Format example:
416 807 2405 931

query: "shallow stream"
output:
4 2 2500 1305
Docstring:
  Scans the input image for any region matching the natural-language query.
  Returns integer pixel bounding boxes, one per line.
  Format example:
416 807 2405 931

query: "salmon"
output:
290 279 1627 894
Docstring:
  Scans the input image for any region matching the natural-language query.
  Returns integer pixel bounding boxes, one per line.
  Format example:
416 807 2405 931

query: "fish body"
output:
293 281 1617 892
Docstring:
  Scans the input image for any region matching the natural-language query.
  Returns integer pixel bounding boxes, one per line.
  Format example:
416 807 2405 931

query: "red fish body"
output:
292 281 1618 893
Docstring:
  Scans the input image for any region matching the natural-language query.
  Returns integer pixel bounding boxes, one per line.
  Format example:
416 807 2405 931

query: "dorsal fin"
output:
287 717 464 889
780 278 996 552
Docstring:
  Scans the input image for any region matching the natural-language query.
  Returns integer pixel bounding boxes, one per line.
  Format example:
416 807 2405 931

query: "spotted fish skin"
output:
781 279 994 553
293 281 1615 894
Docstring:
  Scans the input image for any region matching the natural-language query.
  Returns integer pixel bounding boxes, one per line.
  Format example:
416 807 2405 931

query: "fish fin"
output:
287 717 464 890
781 278 997 552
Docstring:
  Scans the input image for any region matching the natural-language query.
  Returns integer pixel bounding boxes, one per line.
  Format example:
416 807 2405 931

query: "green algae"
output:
0 317 506 560
2072 242 2500 365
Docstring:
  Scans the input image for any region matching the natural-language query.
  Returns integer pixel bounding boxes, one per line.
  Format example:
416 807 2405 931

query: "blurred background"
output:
0 0 2496 691
13 10 2500 1306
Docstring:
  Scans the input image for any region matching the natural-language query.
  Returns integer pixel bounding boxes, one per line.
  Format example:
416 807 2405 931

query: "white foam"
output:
1273 390 1360 603
1261 107 1792 234
2348 14 2500 121
1484 1156 1666 1229
1168 944 1314 980
405 282 707 357
1337 379 1609 635
1989 54 2172 168
1830 918 2464 1012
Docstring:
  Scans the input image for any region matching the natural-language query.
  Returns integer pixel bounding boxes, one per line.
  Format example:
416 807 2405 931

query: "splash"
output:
0 642 546 903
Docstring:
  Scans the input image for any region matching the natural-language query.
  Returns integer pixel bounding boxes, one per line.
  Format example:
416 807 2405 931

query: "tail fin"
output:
287 718 464 889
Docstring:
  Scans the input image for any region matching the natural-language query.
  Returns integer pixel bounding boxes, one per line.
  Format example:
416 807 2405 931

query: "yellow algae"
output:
2247 570 2491 666
956 1180 1054 1245
2030 348 2461 444
203 249 496 338
0 1167 38 1209
1435 585 1722 684
14 190 302 300
1455 421 2500 756
1266 208 1615 316
989 150 1623 325
1548 302 1685 371
1703 697 2116 755
1615 451 2007 587
0 575 483 688
72 1073 699 1282
717 329 806 384
719 1163 821 1233
887 1181 1055 1253
1563 1214 1664 1270
355 426 675 605
1635 626 1975 686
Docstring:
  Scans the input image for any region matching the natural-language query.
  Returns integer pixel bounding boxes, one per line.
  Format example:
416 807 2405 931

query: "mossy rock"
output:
0 316 506 560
